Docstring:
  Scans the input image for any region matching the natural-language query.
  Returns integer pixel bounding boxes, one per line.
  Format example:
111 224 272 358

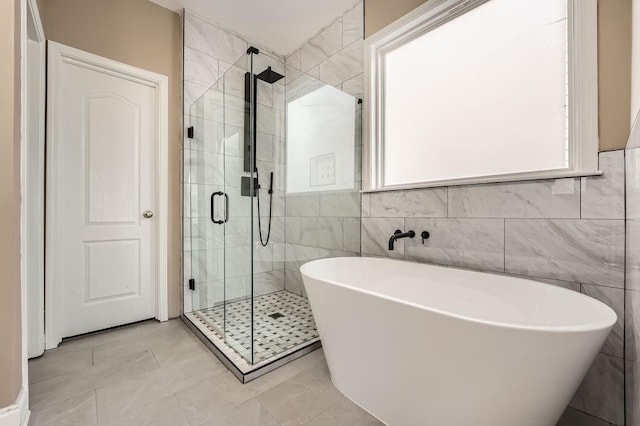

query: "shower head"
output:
256 66 285 84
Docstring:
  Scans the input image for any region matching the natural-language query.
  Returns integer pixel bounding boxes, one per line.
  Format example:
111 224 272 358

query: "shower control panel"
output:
241 176 260 197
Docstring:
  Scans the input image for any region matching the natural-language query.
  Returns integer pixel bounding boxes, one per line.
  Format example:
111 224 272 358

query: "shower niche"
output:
182 47 362 381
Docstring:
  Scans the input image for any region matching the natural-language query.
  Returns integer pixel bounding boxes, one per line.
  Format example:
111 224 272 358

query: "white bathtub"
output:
301 257 616 426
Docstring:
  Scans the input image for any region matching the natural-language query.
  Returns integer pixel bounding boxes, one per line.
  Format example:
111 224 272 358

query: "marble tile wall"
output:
282 2 364 296
183 11 288 312
363 150 626 425
626 112 640 425
285 2 365 100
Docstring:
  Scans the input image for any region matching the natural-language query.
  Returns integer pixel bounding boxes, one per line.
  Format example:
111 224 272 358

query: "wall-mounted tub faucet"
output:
389 230 415 251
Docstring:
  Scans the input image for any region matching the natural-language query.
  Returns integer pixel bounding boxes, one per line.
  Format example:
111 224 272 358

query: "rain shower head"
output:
257 66 285 84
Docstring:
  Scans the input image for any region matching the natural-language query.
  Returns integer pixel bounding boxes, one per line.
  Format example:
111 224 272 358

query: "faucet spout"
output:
388 230 415 250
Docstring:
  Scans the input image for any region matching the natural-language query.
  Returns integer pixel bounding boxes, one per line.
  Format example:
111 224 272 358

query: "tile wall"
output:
282 2 365 296
362 151 626 425
626 112 640 425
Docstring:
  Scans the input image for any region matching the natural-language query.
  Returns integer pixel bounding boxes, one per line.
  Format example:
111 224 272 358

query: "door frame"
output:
22 0 45 361
45 41 169 349
17 0 44 422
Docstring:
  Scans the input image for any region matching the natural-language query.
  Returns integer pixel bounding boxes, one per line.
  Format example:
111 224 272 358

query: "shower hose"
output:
255 168 273 247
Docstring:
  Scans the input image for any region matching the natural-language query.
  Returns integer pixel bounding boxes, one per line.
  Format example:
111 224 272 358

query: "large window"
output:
364 0 599 191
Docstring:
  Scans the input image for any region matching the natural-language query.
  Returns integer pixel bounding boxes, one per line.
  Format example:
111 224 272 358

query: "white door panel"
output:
86 94 140 224
53 47 158 337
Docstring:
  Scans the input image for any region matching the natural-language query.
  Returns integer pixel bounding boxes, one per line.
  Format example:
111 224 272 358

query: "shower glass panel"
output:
222 53 255 361
184 47 361 378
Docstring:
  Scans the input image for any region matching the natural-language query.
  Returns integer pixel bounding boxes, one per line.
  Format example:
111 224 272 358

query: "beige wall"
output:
40 0 183 317
364 0 633 152
599 0 632 151
0 0 23 409
364 0 428 38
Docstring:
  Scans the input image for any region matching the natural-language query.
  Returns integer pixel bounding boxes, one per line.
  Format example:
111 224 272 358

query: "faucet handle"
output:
421 231 430 244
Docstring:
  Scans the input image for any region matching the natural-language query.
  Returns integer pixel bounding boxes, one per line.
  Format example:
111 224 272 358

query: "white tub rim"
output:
300 257 617 334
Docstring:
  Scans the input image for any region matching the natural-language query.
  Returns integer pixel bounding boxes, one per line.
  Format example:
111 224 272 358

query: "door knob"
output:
143 210 154 219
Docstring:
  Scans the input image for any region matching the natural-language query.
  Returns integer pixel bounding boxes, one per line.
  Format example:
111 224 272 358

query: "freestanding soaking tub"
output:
301 257 616 426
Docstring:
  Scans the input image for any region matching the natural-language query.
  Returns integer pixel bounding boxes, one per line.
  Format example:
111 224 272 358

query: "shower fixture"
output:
257 66 285 84
242 54 285 247
243 65 284 173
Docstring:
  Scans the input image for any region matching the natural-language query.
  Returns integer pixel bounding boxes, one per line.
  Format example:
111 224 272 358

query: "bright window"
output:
365 0 599 191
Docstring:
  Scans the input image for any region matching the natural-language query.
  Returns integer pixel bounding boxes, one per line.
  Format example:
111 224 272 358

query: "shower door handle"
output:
210 192 230 225
211 192 224 224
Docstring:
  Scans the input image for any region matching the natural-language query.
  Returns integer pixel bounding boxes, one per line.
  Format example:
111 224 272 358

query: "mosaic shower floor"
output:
185 290 320 372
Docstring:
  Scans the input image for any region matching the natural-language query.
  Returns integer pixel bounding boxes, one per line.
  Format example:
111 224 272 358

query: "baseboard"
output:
0 388 30 426
0 407 19 426
17 387 29 426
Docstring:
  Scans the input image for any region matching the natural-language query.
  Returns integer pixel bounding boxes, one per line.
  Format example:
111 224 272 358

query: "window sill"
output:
362 169 603 193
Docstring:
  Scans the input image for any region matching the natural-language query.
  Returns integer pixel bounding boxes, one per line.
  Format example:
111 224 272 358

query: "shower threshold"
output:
182 290 321 383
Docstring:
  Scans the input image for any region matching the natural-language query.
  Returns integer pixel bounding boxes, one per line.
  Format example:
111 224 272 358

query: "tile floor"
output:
27 319 381 426
27 318 609 425
190 291 319 364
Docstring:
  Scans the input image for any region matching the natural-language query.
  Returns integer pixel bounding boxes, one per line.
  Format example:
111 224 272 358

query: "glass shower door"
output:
186 52 256 364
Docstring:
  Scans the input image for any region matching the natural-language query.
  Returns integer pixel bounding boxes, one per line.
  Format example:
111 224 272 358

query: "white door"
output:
48 42 163 339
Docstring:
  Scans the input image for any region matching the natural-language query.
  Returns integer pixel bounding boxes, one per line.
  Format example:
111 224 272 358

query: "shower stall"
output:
182 47 362 381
